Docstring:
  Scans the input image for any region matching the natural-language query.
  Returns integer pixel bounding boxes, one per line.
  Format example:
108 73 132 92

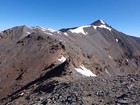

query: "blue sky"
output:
0 0 140 37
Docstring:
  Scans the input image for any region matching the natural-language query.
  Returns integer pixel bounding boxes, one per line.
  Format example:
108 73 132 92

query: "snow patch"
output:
64 32 68 36
70 26 90 35
40 27 56 32
19 92 24 96
27 32 30 34
116 39 119 42
126 59 129 62
100 19 105 25
98 25 112 31
108 55 112 59
93 24 111 31
31 27 46 31
31 27 36 29
58 55 66 63
105 69 111 76
31 26 56 33
44 32 53 35
59 40 65 42
57 31 61 34
41 27 47 31
93 25 97 29
75 65 96 77
47 28 56 33
85 32 88 34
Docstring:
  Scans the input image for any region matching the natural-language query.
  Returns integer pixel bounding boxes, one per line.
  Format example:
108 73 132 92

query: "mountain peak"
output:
91 19 106 26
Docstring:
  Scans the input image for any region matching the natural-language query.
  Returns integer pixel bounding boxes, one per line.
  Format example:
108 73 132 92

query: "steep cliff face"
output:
0 20 140 104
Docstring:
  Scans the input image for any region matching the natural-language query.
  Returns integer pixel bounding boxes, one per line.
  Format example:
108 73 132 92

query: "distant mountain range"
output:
0 20 140 105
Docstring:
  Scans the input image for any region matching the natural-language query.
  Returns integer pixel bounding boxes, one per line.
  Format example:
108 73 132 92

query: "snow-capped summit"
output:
60 19 112 33
91 19 106 26
90 19 112 31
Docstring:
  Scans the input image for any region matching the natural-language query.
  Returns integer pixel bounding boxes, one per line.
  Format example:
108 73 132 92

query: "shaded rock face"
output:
0 20 140 104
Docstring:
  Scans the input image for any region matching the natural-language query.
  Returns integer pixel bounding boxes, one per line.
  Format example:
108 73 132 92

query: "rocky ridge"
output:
0 20 140 104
